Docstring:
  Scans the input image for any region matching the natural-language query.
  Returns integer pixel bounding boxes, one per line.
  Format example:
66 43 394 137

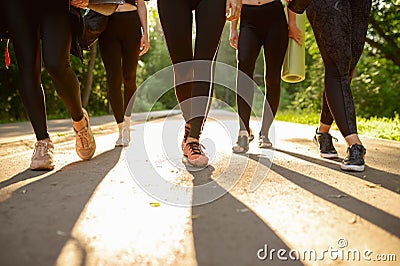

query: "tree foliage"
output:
0 2 399 124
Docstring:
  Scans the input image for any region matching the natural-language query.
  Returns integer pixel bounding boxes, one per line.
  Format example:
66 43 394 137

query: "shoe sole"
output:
232 146 248 154
115 143 128 147
77 143 96 160
30 162 55 171
259 143 272 149
182 156 208 168
320 153 339 159
340 164 365 172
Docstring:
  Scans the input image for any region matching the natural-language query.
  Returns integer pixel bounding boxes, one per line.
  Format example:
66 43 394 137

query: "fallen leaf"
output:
149 202 160 207
192 214 201 219
327 194 347 198
365 183 381 188
56 230 67 236
348 215 359 224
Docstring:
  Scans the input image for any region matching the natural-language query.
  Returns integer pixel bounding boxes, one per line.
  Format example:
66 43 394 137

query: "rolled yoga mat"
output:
281 12 306 83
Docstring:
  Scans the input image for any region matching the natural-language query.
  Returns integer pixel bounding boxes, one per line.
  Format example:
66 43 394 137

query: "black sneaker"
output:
313 129 338 158
341 144 366 172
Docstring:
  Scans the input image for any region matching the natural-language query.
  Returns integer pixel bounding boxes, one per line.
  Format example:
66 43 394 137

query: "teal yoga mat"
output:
282 12 306 83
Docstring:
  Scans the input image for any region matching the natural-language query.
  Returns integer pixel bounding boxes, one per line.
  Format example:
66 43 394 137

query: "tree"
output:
366 0 400 67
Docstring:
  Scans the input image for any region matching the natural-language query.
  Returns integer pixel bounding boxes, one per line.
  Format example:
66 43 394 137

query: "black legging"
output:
99 11 142 124
157 0 226 139
1 0 83 140
307 0 372 137
236 1 288 136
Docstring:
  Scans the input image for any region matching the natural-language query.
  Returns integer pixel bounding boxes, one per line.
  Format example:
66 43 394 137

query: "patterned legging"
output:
306 0 372 137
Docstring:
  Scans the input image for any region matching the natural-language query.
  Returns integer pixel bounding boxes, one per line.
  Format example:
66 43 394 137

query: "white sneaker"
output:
73 108 96 160
115 122 124 147
30 139 55 170
121 116 131 146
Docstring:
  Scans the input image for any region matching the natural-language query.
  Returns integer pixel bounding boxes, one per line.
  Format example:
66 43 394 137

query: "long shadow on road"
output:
275 148 400 194
0 148 122 266
245 153 400 238
190 166 303 266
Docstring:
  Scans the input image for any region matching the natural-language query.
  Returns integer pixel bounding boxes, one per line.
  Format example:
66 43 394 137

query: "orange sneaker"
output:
73 109 96 160
182 139 208 168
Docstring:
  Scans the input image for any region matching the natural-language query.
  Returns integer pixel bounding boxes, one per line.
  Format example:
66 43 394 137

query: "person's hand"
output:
70 0 89 9
226 0 242 21
229 27 239 49
288 23 302 46
139 33 150 56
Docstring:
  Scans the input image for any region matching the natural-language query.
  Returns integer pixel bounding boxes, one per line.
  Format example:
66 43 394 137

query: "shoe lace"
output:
187 141 205 155
77 128 90 149
34 141 47 157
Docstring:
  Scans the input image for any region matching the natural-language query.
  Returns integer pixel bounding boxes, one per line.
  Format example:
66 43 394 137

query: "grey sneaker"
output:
258 135 272 149
74 109 96 160
30 139 55 170
232 130 254 153
313 129 338 158
341 144 366 172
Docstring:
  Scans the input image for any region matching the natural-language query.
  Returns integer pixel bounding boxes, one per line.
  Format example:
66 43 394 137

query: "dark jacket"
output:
69 6 86 63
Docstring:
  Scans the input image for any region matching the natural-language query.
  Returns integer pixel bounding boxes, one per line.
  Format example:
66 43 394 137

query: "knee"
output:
265 73 281 91
238 57 255 77
45 60 69 79
122 72 136 85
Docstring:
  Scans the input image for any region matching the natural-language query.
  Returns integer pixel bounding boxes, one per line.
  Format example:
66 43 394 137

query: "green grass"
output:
275 111 400 141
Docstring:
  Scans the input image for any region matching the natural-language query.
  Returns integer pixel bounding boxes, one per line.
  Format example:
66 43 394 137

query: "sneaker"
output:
182 140 209 168
74 109 96 160
313 129 338 158
341 144 366 172
258 135 272 149
30 139 55 170
122 116 131 146
232 130 254 153
116 122 124 147
181 123 191 151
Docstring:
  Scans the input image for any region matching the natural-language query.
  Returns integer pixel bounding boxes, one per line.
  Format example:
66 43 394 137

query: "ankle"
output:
318 123 331 133
345 133 362 147
73 118 86 131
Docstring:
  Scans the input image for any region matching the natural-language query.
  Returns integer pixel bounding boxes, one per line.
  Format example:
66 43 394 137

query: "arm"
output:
226 0 242 21
229 19 239 49
137 0 150 56
287 9 302 46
